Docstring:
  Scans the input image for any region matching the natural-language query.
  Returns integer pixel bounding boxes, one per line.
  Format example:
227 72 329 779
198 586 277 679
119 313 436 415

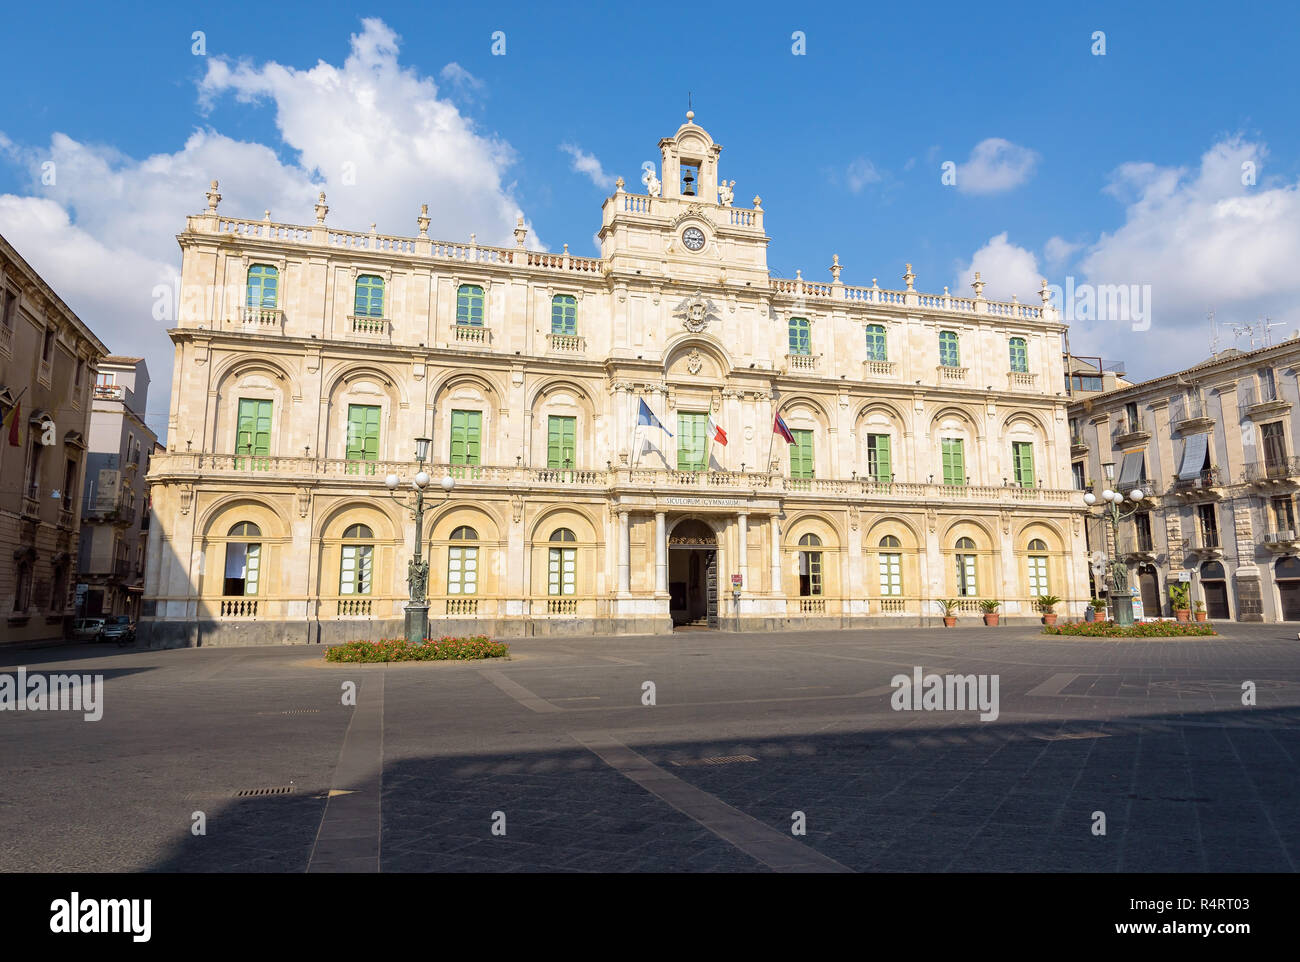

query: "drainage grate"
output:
233 786 296 797
256 709 321 715
671 754 759 767
1032 731 1109 741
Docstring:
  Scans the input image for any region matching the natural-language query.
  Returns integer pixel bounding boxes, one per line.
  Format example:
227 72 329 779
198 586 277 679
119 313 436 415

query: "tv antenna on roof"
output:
1208 309 1219 356
1262 315 1285 347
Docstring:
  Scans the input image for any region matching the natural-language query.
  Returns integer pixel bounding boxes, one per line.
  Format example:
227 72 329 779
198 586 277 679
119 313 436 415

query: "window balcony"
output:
38 357 52 386
937 365 969 382
862 359 896 378
57 508 74 529
0 323 11 357
1117 535 1158 563
454 323 490 346
234 306 284 331
1261 529 1300 553
349 315 389 338
1168 466 1225 498
1113 416 1150 447
785 352 819 373
1185 529 1223 561
1243 457 1300 484
219 598 258 618
336 598 373 617
21 496 41 519
547 332 586 353
1007 371 1037 390
1239 383 1290 420
1070 433 1089 457
1169 397 1215 433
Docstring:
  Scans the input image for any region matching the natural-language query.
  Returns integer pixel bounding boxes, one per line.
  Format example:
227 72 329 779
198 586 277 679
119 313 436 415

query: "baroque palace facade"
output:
141 116 1088 646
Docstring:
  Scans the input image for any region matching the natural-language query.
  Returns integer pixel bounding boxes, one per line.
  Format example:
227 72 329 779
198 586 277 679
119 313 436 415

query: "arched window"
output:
551 294 577 335
798 533 823 597
14 560 33 613
1009 337 1028 373
789 316 811 355
355 275 384 318
340 524 374 596
246 265 278 310
448 526 478 595
549 528 577 596
955 536 977 596
1201 561 1226 580
939 330 960 368
224 522 262 597
456 284 485 326
878 535 902 596
865 324 887 362
1027 538 1049 597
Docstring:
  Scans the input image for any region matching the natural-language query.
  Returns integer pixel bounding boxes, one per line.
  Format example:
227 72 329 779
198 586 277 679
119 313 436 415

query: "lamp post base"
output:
404 605 429 646
1112 595 1134 627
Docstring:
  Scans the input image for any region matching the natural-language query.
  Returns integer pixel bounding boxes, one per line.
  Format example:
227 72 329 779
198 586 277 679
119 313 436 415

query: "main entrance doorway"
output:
668 519 718 629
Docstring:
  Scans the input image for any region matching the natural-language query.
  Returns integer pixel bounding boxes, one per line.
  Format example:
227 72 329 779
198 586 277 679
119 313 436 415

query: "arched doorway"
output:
1201 561 1230 619
1137 564 1161 618
668 519 718 629
1276 556 1300 620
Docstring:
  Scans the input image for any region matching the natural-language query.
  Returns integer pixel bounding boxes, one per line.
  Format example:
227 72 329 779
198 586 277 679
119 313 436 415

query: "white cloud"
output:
439 62 484 94
0 18 539 438
1074 135 1300 372
1044 235 1082 268
953 232 1042 302
956 138 1039 195
846 157 883 193
559 143 615 190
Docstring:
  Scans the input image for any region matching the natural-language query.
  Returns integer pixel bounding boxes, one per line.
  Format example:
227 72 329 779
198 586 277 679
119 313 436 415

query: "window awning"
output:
1117 450 1146 487
1178 433 1210 480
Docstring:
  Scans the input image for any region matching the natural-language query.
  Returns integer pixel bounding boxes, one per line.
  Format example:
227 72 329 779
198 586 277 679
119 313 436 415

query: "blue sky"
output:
3 1 1299 436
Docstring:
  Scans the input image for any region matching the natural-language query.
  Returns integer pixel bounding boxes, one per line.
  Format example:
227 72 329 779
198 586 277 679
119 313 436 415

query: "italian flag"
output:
706 414 727 446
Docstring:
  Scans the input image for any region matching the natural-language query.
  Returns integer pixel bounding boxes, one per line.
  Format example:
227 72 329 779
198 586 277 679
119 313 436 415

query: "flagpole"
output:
766 417 776 476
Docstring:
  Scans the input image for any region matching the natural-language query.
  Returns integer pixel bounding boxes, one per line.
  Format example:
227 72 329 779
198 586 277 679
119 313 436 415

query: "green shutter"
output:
940 331 960 367
942 438 965 485
551 295 577 335
791 429 815 479
789 317 810 355
676 413 706 471
355 275 384 317
1009 338 1028 373
457 285 484 326
246 265 278 309
869 434 891 483
1013 441 1035 487
236 398 271 469
346 405 381 475
450 410 482 466
866 325 887 361
547 416 576 468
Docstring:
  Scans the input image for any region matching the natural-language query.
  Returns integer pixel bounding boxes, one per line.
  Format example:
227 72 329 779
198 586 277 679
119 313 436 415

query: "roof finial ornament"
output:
418 203 431 238
205 180 221 214
314 191 328 224
903 263 916 291
513 215 527 248
972 271 985 299
829 254 842 283
686 92 693 123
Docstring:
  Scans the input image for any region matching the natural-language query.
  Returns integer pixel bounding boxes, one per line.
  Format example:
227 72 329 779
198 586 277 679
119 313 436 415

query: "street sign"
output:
731 574 742 587
1175 571 1191 582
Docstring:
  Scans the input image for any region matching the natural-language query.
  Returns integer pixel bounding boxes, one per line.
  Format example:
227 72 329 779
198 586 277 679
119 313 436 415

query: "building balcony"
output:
547 332 586 354
349 315 389 338
1239 384 1290 420
57 508 74 529
94 384 124 401
1117 538 1158 563
784 352 819 374
1185 531 1224 561
1243 457 1300 485
862 359 896 378
1007 371 1037 390
1261 529 1300 553
1167 467 1225 498
234 306 285 331
453 323 490 346
1112 416 1150 447
1169 398 1215 434
0 323 11 357
1070 434 1089 457
937 365 968 383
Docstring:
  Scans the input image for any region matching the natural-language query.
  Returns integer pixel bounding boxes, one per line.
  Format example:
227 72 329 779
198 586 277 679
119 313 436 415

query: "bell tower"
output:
658 110 721 201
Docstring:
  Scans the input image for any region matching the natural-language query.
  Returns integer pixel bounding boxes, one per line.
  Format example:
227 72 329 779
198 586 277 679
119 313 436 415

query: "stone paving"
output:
1 624 1297 872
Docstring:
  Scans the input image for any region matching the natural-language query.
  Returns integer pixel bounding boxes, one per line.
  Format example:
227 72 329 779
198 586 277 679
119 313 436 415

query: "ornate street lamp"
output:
385 437 453 645
1082 485 1146 626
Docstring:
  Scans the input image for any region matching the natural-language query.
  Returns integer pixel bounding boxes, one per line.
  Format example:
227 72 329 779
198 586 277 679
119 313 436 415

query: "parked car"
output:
72 618 105 640
97 615 135 646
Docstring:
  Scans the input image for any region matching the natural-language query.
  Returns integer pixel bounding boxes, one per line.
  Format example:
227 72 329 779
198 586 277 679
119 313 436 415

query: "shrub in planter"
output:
1193 600 1208 622
1036 594 1062 626
979 599 1000 626
1169 583 1191 622
938 598 960 627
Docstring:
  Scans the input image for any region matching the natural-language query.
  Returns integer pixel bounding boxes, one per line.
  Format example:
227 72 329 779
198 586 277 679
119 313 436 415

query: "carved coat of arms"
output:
673 291 721 333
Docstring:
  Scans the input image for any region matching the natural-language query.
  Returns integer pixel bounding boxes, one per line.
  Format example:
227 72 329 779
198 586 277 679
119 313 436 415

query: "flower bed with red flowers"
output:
325 636 509 662
1043 620 1217 638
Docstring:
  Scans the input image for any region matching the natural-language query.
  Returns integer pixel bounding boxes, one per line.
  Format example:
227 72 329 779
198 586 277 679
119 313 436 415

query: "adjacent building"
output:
142 115 1088 647
1069 336 1300 621
0 233 109 644
78 357 157 621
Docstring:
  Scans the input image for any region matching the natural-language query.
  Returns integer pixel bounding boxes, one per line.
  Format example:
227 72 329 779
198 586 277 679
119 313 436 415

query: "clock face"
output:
682 227 706 251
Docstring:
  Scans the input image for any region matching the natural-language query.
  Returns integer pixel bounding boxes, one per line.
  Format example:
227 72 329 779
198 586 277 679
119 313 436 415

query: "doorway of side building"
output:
668 519 718 630
1200 561 1231 620
1137 564 1161 618
1276 556 1300 620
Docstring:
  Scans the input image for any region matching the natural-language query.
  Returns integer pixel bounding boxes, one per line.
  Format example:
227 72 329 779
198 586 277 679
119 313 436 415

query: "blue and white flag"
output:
637 398 673 436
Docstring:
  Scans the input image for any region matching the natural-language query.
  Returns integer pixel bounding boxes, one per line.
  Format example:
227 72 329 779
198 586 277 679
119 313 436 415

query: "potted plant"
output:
938 598 959 627
1170 583 1191 622
1087 597 1107 623
1193 599 1207 622
979 599 1000 626
1037 594 1061 626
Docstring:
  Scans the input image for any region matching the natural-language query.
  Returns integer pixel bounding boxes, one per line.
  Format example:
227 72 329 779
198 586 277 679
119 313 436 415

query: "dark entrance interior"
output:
1277 556 1300 620
668 519 718 629
1137 565 1161 617
1201 561 1230 620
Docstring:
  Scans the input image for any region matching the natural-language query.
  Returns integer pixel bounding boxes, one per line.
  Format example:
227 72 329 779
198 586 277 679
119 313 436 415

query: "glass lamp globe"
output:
414 471 431 488
384 473 400 489
1083 492 1096 505
441 474 455 493
1129 488 1145 501
1101 489 1115 502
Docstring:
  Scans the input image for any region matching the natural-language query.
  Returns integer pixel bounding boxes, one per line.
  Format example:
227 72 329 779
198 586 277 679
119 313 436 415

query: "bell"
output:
682 167 696 196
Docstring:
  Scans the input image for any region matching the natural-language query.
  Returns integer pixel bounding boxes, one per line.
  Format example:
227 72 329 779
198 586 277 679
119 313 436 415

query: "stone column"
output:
655 511 667 594
769 515 783 597
737 513 749 589
618 509 631 595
